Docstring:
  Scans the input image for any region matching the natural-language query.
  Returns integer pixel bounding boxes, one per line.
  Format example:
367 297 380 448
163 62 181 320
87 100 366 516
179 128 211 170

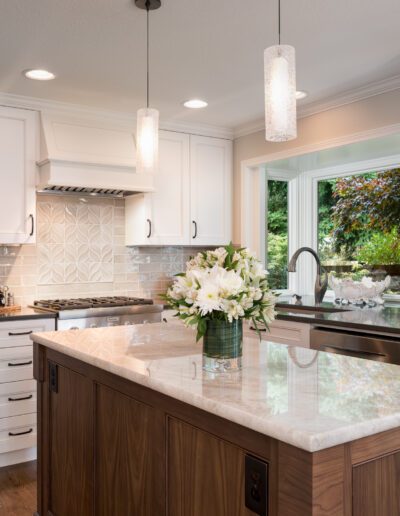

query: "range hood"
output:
37 113 154 197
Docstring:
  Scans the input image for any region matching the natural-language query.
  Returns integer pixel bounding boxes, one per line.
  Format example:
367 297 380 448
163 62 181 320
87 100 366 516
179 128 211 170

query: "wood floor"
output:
0 461 36 516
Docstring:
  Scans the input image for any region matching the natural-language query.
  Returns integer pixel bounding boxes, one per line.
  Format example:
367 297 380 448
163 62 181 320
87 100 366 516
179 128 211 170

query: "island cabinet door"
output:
95 383 165 516
352 452 400 516
47 364 94 516
167 417 258 516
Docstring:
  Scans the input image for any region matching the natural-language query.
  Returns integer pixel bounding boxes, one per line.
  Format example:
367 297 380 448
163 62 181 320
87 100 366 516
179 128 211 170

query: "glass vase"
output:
202 319 243 373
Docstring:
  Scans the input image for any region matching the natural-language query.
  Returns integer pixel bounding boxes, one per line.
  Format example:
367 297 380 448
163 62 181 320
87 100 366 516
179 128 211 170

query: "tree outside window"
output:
318 169 400 294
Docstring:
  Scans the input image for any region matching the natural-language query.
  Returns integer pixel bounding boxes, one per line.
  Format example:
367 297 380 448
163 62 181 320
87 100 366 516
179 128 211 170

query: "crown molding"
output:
233 74 400 139
0 92 234 140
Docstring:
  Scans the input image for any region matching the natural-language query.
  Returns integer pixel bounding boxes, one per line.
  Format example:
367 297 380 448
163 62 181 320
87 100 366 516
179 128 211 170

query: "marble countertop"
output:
276 295 400 335
0 307 57 322
31 322 400 452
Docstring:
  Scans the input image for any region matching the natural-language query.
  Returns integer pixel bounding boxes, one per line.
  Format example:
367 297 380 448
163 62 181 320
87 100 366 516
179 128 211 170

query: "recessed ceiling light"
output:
183 99 208 109
23 69 56 81
295 90 308 100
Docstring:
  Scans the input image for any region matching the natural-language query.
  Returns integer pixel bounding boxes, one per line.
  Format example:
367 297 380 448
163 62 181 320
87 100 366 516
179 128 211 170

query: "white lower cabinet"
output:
0 317 55 467
125 131 232 246
245 319 311 348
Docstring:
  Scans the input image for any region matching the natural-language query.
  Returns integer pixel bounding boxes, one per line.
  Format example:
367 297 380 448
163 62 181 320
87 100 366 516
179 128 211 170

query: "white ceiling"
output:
1 0 400 131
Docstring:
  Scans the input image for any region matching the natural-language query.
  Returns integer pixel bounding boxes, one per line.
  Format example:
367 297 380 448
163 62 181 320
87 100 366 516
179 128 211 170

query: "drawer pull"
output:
8 330 33 336
8 360 33 367
8 394 33 402
8 428 33 437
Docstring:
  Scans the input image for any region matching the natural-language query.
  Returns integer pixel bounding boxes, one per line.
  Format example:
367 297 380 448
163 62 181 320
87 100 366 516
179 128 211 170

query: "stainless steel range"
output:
32 296 163 330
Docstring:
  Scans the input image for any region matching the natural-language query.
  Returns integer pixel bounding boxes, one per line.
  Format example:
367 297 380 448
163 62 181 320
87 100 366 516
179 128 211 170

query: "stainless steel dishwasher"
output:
310 326 400 365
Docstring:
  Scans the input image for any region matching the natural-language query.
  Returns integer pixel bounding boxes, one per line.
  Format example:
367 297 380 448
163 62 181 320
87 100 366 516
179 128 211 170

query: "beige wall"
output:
233 88 400 243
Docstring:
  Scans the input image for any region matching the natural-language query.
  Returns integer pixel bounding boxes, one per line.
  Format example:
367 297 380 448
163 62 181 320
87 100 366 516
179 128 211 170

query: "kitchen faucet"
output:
287 247 328 305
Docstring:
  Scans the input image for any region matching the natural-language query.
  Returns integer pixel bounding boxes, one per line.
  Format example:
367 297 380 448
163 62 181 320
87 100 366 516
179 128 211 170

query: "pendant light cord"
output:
146 0 150 108
278 0 281 45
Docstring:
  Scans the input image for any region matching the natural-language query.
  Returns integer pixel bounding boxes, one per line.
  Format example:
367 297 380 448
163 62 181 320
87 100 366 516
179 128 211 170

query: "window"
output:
266 179 289 290
318 169 400 295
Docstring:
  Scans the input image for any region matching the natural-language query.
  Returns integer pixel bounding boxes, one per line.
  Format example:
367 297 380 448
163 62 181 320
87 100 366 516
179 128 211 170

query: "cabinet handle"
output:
8 360 33 367
8 428 33 437
8 330 33 337
29 214 34 236
8 394 33 402
146 219 152 238
192 220 198 239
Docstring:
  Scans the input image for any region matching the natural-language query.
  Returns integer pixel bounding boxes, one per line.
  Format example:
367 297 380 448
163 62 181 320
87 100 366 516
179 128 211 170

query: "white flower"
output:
196 282 222 315
222 299 245 322
263 304 277 324
217 268 244 297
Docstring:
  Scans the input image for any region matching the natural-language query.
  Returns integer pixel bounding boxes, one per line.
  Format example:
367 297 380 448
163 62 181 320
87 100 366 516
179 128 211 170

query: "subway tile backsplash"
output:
0 194 206 306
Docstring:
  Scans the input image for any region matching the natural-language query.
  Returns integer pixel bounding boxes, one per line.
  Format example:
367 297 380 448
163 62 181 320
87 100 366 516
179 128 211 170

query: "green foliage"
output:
356 228 400 265
267 180 288 234
267 234 288 291
332 170 400 256
267 180 288 289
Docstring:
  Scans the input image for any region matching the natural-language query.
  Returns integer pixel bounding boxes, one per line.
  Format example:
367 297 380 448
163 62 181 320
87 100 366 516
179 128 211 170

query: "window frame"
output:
240 155 400 302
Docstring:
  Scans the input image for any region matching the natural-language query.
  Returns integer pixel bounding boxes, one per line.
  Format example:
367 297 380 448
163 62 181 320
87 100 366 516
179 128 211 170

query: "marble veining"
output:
31 323 400 452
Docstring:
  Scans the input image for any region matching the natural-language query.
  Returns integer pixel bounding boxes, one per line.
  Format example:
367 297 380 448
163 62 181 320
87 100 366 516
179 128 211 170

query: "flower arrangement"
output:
165 243 277 341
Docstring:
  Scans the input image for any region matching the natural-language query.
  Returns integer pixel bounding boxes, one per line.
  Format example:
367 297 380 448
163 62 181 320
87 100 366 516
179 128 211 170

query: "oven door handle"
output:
320 345 387 359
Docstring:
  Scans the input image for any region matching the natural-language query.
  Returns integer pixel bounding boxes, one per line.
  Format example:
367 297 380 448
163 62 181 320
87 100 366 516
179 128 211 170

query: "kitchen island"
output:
32 323 400 516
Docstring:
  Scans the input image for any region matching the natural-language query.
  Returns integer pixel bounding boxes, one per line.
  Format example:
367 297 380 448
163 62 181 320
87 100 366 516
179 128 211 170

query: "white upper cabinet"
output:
0 106 37 244
189 135 232 246
126 131 232 247
126 131 190 245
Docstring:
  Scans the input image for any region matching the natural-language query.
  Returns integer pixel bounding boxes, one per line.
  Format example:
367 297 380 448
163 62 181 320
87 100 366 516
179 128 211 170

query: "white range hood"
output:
37 113 154 196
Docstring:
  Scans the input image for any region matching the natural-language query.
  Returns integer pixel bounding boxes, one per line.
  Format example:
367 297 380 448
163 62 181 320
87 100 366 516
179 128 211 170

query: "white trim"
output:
0 92 234 140
239 123 400 169
233 75 400 138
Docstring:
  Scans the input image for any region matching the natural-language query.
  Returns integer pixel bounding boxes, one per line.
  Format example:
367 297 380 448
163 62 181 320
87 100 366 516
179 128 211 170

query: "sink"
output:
276 304 350 314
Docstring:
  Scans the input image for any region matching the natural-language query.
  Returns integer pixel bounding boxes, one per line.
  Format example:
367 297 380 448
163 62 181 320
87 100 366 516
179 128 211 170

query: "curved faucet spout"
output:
288 247 328 305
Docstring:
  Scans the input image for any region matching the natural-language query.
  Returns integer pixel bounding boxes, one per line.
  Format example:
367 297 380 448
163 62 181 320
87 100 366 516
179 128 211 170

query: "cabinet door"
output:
190 135 232 246
147 130 190 245
168 417 252 516
125 130 190 246
0 106 37 244
48 365 94 516
95 384 165 515
353 452 400 516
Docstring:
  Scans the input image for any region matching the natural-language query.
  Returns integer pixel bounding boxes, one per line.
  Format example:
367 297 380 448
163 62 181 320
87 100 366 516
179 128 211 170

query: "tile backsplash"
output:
0 194 205 306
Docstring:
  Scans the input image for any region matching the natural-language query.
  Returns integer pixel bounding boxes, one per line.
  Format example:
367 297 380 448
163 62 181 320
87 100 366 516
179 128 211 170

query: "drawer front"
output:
0 412 36 431
0 380 36 418
0 346 33 383
245 320 311 347
0 419 36 454
0 318 56 348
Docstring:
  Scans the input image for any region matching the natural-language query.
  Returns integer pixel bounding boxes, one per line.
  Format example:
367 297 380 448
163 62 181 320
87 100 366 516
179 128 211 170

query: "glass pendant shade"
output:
136 107 159 173
264 44 297 142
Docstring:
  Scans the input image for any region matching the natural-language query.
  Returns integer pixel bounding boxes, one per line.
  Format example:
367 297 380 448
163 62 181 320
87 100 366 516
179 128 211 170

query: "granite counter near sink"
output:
276 295 400 335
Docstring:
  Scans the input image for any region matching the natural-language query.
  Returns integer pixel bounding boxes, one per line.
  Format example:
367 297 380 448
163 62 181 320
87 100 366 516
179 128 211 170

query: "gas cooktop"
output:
33 296 154 311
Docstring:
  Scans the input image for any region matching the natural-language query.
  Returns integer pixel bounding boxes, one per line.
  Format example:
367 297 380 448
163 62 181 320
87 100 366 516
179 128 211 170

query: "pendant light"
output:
135 0 161 173
264 0 297 142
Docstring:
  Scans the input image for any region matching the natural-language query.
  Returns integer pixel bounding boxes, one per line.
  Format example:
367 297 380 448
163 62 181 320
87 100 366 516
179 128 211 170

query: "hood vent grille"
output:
38 185 135 198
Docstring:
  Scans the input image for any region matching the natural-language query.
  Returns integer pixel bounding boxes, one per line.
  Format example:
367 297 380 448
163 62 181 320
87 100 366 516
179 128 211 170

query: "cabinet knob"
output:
192 220 198 239
147 219 152 238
